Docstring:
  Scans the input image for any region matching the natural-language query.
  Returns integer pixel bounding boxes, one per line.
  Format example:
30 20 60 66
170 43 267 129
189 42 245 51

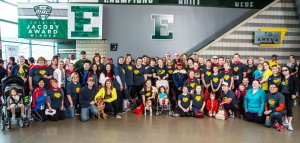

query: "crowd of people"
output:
0 51 299 132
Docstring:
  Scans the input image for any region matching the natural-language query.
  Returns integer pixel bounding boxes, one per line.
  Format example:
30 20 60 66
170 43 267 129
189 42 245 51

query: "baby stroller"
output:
0 76 30 130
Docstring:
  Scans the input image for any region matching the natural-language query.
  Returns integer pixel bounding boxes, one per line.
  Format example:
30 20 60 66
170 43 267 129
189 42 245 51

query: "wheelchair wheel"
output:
19 118 25 128
24 117 29 127
7 119 11 129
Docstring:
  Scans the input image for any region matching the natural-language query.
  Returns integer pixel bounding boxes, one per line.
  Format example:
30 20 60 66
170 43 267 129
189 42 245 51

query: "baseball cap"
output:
80 51 86 55
87 77 94 82
107 57 113 60
222 82 229 86
177 62 183 66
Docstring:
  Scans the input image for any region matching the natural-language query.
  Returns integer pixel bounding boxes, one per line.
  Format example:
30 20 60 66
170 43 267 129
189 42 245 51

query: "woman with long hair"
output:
99 64 114 87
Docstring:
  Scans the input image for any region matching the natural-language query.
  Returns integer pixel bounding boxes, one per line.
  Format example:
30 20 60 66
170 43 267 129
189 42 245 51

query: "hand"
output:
90 101 95 105
189 106 193 110
30 86 34 92
43 75 48 78
200 109 203 112
158 77 161 80
49 107 53 112
264 111 269 115
178 87 181 91
120 85 124 91
184 109 189 112
292 95 297 99
70 104 73 108
231 86 234 90
60 106 64 111
266 116 271 121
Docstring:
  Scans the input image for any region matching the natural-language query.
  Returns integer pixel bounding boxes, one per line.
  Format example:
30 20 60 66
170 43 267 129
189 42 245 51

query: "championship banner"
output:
70 0 273 9
18 3 68 39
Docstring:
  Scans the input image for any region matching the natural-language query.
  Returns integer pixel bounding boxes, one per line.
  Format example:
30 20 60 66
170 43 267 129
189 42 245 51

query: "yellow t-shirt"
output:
261 69 273 91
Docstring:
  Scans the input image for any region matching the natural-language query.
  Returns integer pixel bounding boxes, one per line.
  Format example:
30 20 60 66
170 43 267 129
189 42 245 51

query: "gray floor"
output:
1 107 300 143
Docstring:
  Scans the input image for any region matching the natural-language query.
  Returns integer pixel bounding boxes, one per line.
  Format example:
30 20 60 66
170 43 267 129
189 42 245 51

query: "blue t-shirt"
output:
114 64 126 90
178 94 191 109
29 67 51 89
192 94 206 108
123 64 134 86
221 90 237 106
158 93 167 99
154 66 168 79
133 66 146 86
210 73 222 89
231 63 246 82
47 89 64 109
268 75 282 87
65 82 81 108
201 67 212 85
222 72 233 87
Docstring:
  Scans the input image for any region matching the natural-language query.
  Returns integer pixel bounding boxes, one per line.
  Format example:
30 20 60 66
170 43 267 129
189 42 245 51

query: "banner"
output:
18 3 69 39
18 3 103 39
71 0 274 9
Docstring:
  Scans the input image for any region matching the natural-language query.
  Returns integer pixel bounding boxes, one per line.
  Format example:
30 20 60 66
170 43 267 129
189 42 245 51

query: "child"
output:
192 85 206 117
53 61 66 88
253 64 263 83
184 71 200 95
222 62 234 90
46 79 65 121
178 86 192 117
235 84 247 119
205 92 219 117
210 66 223 99
158 86 169 109
8 88 25 121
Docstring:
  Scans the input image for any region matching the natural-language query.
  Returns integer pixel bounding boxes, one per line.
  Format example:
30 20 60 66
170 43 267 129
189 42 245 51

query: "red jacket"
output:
206 99 219 113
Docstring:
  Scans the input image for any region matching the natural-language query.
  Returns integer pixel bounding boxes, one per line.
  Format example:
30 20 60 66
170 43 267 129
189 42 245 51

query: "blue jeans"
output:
64 106 75 118
80 105 98 121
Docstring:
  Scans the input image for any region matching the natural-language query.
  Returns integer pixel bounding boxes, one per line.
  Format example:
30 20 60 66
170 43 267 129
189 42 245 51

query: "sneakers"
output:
287 123 294 131
229 113 235 118
283 122 289 128
276 124 283 131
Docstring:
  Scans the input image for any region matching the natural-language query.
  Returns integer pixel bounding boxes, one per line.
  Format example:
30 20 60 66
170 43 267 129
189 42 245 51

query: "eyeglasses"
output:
213 58 218 59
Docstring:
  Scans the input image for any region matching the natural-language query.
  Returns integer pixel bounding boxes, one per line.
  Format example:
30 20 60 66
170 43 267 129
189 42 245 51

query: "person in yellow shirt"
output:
269 54 279 68
260 62 273 92
94 79 122 119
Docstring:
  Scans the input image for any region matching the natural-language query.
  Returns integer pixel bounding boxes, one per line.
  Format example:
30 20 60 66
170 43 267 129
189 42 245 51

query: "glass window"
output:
0 1 18 22
0 22 18 40
32 44 54 61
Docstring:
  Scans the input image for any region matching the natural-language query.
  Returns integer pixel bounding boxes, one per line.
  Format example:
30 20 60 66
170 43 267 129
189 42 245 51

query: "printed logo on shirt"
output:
158 69 166 75
128 65 133 71
195 96 201 102
213 78 219 83
224 75 230 80
234 67 239 72
268 99 275 107
168 70 173 74
282 80 288 86
182 97 189 102
274 78 281 84
247 69 251 74
54 92 61 98
122 69 126 74
206 71 211 76
134 69 140 75
39 70 46 75
76 87 80 93
223 97 228 102
146 92 151 97
189 82 195 88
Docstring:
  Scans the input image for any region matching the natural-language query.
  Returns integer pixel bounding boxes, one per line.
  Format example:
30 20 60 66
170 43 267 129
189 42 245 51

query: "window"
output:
0 1 18 22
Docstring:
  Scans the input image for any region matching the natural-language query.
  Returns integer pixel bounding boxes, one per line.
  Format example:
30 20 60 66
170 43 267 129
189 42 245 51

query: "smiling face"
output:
252 80 260 89
269 84 278 94
105 80 112 88
195 85 202 94
10 90 17 96
38 80 45 88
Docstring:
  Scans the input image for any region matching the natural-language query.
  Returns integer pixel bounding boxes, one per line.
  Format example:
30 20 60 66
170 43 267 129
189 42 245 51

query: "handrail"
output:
195 0 280 54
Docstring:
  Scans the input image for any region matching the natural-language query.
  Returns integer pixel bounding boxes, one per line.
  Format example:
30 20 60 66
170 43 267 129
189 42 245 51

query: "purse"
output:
215 107 228 120
195 110 205 118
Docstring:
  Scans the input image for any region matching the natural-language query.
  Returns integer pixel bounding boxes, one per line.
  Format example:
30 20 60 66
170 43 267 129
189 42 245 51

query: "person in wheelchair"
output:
7 88 26 121
158 86 169 110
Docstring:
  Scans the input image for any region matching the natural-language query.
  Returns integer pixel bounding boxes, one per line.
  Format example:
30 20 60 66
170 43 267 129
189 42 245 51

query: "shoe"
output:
283 122 289 128
229 113 235 118
276 124 283 131
288 124 294 131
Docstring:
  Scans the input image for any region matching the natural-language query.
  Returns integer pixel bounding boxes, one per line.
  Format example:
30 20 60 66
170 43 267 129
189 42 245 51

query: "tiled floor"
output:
1 107 300 143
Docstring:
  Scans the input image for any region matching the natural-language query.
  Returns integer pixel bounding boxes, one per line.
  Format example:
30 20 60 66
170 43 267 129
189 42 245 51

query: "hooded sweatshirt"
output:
244 88 266 115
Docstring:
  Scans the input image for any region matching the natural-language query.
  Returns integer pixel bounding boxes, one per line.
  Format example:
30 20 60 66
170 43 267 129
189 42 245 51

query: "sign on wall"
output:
18 4 69 39
254 27 287 47
68 4 103 39
71 0 273 9
18 3 103 39
151 14 174 40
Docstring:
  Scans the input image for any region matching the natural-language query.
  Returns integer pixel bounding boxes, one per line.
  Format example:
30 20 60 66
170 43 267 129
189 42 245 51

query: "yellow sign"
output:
259 27 287 47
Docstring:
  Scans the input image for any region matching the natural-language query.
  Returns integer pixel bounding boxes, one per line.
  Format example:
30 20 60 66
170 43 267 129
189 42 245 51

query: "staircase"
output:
195 0 300 65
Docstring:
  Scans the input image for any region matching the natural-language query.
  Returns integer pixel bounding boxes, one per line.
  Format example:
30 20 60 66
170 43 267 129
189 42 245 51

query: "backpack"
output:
215 107 229 120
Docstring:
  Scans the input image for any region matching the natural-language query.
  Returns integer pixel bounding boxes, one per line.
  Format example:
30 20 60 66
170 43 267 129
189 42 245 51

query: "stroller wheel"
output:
7 119 12 129
19 119 25 128
0 119 5 131
24 118 29 127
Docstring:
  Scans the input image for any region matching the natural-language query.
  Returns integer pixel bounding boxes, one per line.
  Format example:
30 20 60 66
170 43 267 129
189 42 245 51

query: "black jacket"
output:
78 85 98 108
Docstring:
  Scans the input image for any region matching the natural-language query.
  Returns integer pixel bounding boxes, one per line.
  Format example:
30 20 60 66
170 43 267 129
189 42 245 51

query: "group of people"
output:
0 51 299 132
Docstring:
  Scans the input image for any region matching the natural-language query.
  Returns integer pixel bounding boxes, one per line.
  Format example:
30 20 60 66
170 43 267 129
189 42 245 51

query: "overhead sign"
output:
71 0 273 9
18 3 68 39
254 27 287 47
18 3 103 39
